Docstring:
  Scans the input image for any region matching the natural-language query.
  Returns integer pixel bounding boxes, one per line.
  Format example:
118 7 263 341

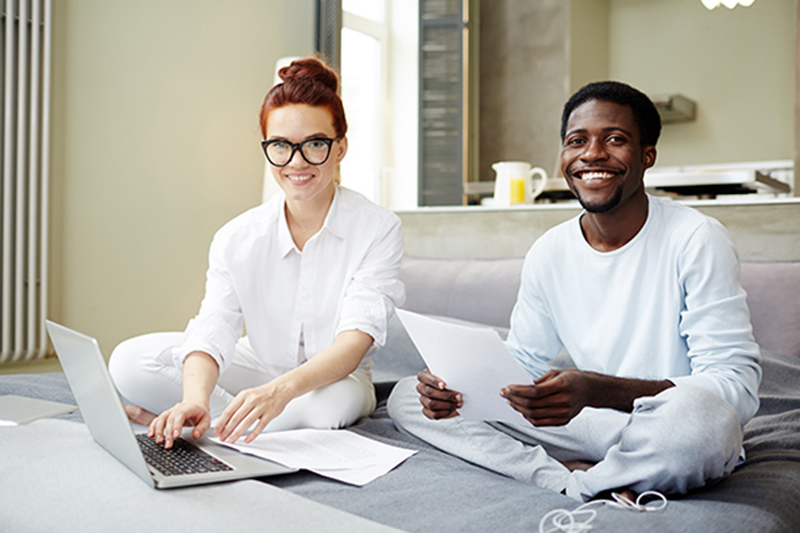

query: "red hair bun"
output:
260 57 347 140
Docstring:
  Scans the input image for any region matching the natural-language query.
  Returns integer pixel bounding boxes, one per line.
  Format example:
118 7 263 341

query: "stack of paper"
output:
0 395 77 426
396 309 532 424
213 429 416 486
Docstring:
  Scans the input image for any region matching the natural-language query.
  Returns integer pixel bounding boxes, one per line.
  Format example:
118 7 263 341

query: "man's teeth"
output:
580 172 614 180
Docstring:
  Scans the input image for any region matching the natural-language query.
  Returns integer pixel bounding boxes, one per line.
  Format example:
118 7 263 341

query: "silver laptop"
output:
46 320 297 489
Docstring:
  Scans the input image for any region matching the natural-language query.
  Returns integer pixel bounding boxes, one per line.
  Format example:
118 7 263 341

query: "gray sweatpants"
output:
387 377 743 501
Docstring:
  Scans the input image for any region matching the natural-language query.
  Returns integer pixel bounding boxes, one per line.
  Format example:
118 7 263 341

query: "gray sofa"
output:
2 256 799 532
373 255 800 385
367 256 800 532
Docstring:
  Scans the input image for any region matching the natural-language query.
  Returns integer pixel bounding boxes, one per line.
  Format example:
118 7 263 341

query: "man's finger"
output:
502 384 539 399
417 369 446 390
422 407 460 420
417 382 461 402
524 415 571 427
420 395 460 412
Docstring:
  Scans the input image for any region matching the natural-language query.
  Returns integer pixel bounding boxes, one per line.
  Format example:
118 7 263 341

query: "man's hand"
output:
501 368 674 427
416 369 463 420
148 401 212 449
501 368 593 426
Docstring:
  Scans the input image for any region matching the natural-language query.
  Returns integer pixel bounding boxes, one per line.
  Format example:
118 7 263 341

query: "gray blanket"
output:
2 349 799 532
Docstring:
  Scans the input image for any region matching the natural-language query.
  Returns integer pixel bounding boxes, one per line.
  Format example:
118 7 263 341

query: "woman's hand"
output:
416 369 463 420
214 382 292 444
147 350 218 448
148 401 212 449
212 329 374 444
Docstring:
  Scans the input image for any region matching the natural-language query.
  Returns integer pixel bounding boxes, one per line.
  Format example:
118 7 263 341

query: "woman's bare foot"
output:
124 404 157 426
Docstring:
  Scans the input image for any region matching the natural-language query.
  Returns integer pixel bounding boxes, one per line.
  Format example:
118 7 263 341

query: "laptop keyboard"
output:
136 434 234 476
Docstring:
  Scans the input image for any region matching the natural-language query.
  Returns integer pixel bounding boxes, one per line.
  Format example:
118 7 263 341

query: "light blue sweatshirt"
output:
506 195 761 424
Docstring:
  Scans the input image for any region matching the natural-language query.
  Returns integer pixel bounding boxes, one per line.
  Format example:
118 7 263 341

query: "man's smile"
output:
571 169 622 185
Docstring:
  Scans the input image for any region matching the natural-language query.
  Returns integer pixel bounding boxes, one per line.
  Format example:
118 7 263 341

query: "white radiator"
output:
1 0 52 363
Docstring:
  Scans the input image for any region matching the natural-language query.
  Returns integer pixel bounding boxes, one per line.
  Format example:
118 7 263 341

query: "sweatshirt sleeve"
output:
505 246 564 381
670 219 762 424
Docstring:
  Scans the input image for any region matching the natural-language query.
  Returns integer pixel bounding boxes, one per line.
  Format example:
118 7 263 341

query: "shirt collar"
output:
276 194 296 258
322 184 347 240
276 185 346 258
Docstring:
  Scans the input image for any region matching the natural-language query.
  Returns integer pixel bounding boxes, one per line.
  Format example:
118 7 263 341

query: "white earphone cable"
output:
538 491 668 533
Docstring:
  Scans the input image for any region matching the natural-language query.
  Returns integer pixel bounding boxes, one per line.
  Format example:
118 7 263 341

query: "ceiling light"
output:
701 0 756 9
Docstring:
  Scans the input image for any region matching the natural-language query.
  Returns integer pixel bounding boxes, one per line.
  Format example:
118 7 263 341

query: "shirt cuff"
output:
174 316 240 372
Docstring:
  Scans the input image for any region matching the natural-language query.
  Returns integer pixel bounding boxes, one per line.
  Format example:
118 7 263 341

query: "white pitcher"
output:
492 161 548 207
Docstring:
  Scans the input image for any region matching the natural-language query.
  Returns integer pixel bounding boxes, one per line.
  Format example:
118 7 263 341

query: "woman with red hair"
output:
110 57 405 448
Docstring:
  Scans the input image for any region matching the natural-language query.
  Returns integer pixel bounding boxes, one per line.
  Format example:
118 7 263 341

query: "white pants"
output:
387 376 742 501
108 332 376 432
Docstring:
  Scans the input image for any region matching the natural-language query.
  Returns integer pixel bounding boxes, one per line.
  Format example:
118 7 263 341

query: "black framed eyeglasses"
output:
261 137 339 167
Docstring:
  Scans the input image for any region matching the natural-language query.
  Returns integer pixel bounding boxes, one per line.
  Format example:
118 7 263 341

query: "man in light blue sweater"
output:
388 81 761 502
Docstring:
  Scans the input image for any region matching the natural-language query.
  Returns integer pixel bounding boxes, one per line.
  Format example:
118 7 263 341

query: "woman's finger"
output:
219 396 259 442
215 395 246 437
225 405 264 443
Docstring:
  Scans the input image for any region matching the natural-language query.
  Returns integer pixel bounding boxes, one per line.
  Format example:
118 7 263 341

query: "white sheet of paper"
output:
212 428 416 486
0 395 78 426
396 309 532 424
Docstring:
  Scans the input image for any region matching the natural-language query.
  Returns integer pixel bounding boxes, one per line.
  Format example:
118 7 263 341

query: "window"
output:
340 2 385 204
338 0 418 209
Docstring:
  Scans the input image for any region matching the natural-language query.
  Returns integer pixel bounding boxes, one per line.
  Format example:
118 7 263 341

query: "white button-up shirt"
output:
176 185 405 376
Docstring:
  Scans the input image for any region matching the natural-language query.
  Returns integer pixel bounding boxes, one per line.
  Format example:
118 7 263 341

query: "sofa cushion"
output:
396 256 800 360
399 255 523 329
373 313 510 385
741 261 800 358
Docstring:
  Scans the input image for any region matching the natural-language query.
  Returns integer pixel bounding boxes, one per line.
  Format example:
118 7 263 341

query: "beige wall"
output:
568 0 610 94
479 0 569 183
607 0 795 168
796 0 800 197
475 0 795 191
50 0 315 355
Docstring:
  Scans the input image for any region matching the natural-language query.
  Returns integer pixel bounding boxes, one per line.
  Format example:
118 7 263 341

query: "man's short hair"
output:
560 81 662 147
